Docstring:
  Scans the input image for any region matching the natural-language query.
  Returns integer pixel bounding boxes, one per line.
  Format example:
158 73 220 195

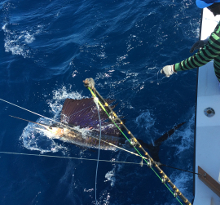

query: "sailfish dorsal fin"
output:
60 98 123 137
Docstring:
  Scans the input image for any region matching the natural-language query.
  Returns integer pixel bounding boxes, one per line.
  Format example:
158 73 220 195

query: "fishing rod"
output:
83 78 192 205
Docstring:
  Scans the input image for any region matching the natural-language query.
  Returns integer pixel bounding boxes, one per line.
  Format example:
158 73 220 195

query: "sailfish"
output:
10 98 185 161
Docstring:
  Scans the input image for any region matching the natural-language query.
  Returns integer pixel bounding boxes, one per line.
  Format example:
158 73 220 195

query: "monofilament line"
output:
0 98 60 125
94 97 101 205
0 151 148 165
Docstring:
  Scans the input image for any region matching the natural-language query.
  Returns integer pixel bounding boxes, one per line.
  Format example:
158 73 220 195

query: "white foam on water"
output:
104 170 116 187
20 86 86 153
163 109 195 204
2 23 42 58
48 86 83 118
170 112 195 155
169 171 194 203
20 117 67 154
134 109 157 144
98 190 111 205
135 110 155 131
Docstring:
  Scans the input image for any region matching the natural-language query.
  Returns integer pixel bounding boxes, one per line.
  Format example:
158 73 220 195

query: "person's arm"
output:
190 36 210 53
161 22 220 76
175 29 220 71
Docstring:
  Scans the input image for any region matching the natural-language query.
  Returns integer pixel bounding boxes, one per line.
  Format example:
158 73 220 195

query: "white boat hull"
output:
194 8 220 205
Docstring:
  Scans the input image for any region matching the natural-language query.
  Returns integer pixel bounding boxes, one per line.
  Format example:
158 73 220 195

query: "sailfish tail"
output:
154 122 186 146
136 122 186 162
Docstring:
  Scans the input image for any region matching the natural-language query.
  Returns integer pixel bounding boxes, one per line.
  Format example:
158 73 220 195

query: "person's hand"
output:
190 39 208 53
160 65 175 77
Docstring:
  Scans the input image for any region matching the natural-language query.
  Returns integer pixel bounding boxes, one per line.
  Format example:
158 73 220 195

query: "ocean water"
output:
0 0 200 204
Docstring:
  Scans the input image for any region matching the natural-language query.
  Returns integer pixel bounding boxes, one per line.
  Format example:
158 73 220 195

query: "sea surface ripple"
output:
0 0 200 204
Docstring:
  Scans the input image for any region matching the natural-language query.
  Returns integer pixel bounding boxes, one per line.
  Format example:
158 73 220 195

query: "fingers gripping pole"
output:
83 78 191 205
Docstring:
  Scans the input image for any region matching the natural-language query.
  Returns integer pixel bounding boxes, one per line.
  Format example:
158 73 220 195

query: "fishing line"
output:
0 151 147 166
0 98 61 125
107 69 175 100
0 71 163 133
106 73 158 99
0 98 102 135
86 85 190 205
94 97 101 205
157 163 200 175
65 103 95 122
1 97 112 137
156 70 170 85
0 97 152 161
0 98 96 128
156 70 161 85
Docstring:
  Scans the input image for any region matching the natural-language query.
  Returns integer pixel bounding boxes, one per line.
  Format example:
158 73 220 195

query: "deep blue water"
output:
0 0 200 204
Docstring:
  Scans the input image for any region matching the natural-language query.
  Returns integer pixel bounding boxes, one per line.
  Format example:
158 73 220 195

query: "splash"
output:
104 170 116 187
20 117 67 153
48 86 83 118
20 86 85 153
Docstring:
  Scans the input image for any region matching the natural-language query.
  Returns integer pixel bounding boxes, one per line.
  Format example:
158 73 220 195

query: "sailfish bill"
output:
10 98 185 161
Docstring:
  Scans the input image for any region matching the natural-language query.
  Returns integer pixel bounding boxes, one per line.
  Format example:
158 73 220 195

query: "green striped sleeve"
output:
174 22 220 72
